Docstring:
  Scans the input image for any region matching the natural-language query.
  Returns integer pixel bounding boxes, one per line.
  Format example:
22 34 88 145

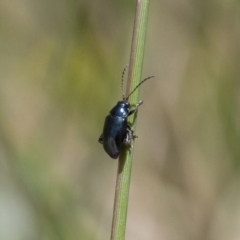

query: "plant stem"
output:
110 1 151 240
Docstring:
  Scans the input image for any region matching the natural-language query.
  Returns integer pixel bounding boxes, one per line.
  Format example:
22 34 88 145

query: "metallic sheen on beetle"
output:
98 65 154 159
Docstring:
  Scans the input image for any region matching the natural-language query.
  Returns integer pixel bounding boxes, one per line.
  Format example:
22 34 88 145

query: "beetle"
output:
98 65 154 159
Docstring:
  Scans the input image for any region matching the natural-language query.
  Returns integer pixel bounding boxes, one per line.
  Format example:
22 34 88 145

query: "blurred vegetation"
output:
0 0 240 240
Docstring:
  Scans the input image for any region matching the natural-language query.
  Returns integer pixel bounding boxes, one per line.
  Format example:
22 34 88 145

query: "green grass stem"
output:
110 1 151 240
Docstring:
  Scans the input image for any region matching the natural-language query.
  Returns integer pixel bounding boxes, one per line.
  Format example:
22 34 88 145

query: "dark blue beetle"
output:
99 66 154 159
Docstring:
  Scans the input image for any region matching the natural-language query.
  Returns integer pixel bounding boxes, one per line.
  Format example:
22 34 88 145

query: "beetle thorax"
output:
109 101 130 117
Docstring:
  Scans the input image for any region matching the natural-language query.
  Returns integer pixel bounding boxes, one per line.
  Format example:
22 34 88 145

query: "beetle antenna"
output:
121 64 129 100
126 76 155 101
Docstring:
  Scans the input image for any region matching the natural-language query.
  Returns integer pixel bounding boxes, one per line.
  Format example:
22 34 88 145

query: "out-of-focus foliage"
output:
0 0 240 240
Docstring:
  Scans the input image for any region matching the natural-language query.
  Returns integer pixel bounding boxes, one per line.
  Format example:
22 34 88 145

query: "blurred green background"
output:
1 0 240 239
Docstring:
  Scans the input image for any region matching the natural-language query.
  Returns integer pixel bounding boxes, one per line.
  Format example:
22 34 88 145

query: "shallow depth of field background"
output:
1 0 240 240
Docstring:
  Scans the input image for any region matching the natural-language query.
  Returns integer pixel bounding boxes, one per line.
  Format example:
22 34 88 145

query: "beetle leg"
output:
123 131 133 148
127 125 138 138
128 100 143 116
123 126 139 150
98 134 103 144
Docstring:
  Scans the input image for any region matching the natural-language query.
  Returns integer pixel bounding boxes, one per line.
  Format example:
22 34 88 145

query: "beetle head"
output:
109 101 130 117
